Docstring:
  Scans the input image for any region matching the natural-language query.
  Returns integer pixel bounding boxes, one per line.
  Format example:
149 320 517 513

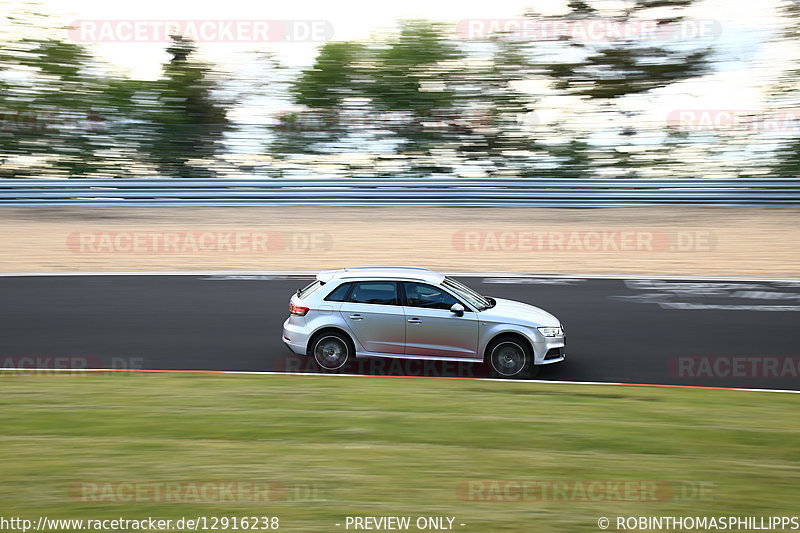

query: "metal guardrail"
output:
1 178 799 207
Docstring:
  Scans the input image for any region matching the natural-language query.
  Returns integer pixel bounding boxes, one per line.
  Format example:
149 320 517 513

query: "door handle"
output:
349 314 363 320
407 318 422 324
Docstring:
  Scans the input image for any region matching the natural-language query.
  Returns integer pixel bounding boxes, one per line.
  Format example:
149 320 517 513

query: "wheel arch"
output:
306 326 356 357
483 331 535 363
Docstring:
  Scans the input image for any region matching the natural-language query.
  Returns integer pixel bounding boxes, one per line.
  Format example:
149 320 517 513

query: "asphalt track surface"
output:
0 274 798 390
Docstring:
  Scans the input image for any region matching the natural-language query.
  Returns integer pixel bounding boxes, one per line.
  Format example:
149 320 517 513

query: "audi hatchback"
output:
282 267 565 378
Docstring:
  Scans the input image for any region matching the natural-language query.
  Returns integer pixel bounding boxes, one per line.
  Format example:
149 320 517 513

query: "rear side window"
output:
296 280 323 299
347 281 399 305
324 282 353 302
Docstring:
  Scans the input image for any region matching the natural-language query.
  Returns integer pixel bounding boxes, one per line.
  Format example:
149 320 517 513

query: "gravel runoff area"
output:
0 206 797 276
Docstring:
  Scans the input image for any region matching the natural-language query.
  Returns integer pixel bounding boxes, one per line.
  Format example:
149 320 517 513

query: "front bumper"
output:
533 334 566 365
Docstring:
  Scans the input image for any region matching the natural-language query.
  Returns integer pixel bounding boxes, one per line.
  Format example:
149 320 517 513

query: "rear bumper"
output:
282 318 310 356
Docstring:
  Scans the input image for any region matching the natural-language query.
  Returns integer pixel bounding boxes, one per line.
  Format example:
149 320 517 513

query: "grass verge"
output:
0 373 797 532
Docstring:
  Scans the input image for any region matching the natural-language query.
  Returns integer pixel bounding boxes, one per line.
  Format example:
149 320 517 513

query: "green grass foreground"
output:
0 373 797 532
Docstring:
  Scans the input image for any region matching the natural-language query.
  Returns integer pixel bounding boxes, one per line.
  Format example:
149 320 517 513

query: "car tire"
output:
311 331 353 372
487 337 532 379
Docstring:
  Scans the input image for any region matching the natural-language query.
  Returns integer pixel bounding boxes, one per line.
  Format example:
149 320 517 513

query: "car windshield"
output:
442 277 493 310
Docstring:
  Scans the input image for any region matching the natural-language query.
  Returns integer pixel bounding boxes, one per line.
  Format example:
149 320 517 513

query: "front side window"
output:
403 282 460 310
347 281 399 305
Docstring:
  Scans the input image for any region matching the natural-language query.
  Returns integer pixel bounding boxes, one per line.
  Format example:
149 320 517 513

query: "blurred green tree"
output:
535 0 714 177
274 21 465 158
0 37 122 178
0 4 232 179
138 35 230 178
771 0 800 179
270 41 367 157
293 41 366 109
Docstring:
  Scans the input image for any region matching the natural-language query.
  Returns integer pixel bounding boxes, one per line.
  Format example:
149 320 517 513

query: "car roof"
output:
317 267 445 284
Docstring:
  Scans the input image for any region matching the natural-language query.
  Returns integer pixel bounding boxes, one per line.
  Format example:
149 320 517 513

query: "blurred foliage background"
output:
1 0 799 179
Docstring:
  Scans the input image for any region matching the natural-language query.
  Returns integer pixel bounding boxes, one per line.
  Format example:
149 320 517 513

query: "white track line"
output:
0 367 797 394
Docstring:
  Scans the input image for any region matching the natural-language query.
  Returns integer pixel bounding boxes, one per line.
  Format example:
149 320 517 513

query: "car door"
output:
401 282 479 358
338 280 405 354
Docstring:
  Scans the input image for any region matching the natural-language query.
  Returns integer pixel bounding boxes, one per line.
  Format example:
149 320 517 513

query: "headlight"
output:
538 326 563 337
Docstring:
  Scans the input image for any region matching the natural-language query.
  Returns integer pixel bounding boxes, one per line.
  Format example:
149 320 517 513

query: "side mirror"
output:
450 303 465 317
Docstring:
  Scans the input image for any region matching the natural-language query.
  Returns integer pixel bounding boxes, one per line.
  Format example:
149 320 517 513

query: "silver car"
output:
282 267 565 378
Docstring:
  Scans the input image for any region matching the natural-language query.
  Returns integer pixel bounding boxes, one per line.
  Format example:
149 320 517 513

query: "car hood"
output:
479 297 560 327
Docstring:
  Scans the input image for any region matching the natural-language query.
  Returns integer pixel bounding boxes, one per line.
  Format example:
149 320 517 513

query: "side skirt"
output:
354 351 480 363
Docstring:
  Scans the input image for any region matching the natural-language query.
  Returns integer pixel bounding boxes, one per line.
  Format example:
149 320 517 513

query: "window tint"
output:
324 282 353 302
403 282 460 310
348 281 399 305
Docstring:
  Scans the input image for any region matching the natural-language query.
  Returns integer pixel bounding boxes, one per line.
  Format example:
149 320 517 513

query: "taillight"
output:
290 303 309 317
